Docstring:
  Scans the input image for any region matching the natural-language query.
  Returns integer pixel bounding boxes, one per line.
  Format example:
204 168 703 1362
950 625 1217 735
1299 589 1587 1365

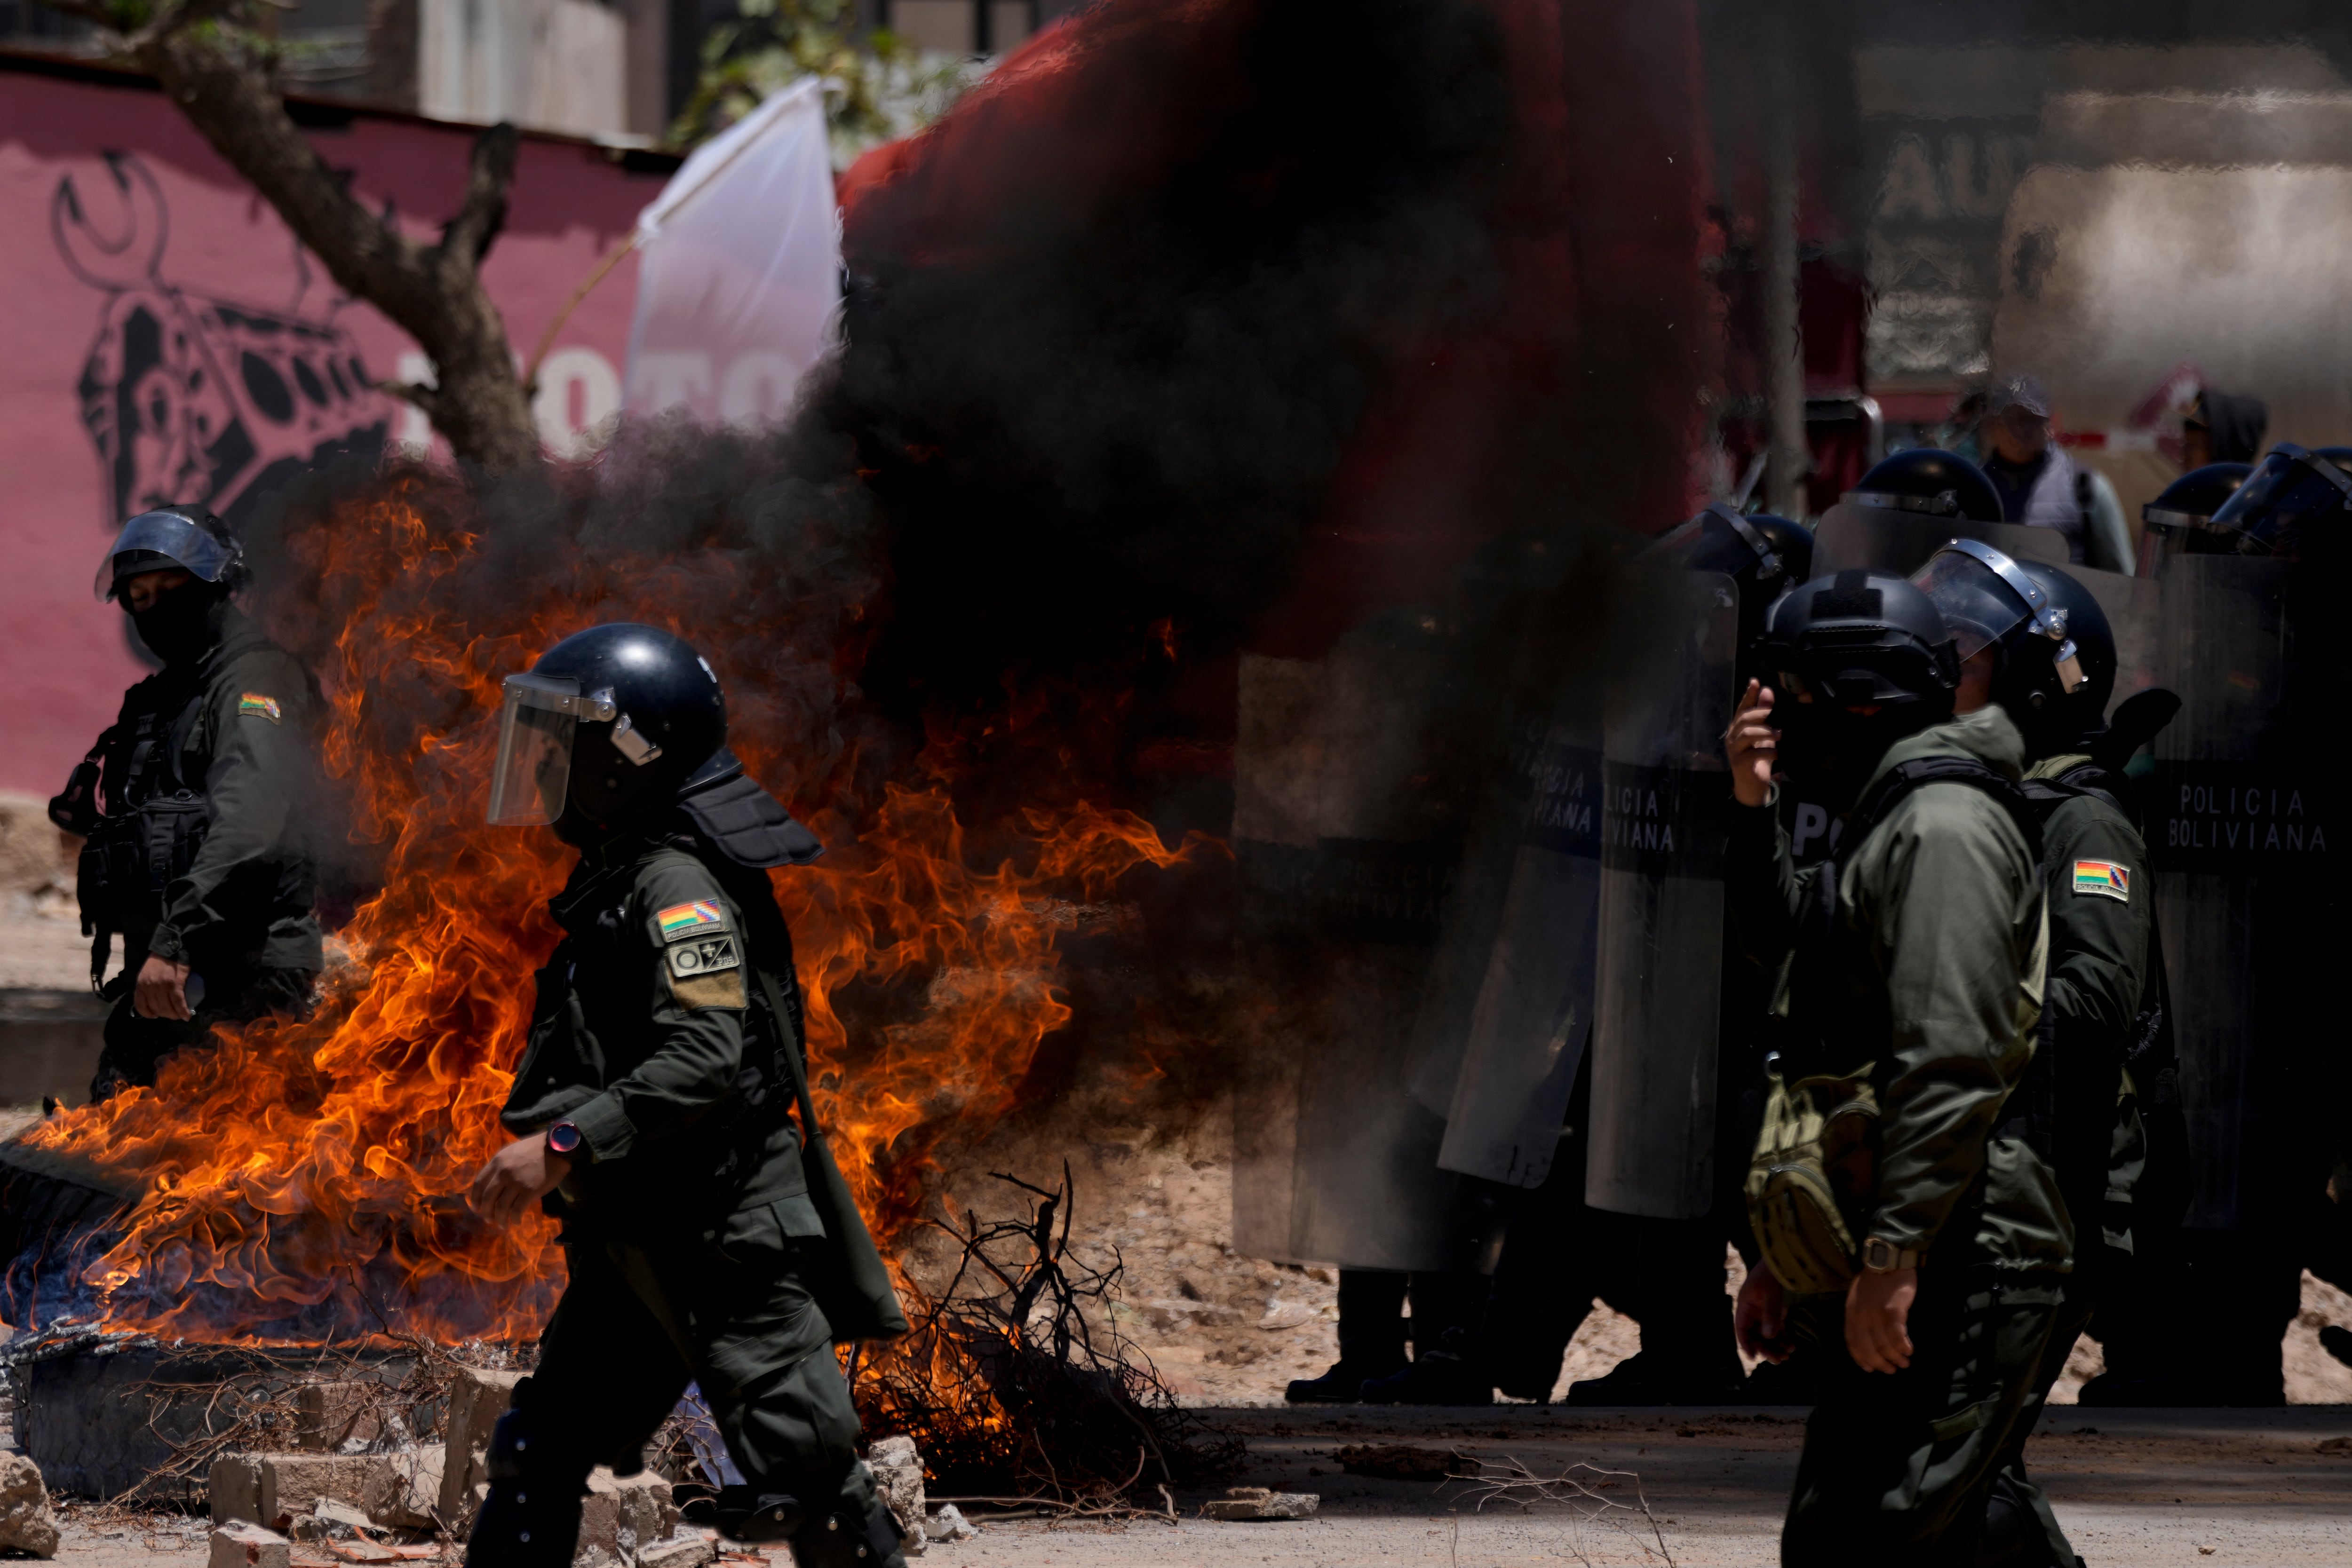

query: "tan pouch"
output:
1744 1064 1881 1296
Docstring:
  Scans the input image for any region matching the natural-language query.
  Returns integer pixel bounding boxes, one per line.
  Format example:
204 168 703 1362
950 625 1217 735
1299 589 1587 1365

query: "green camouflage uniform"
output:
1726 708 2069 1568
496 824 894 1559
1984 752 2155 1567
56 609 323 1098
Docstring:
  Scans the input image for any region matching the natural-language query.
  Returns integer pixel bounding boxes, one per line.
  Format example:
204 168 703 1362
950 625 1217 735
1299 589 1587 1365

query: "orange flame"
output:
15 480 1205 1345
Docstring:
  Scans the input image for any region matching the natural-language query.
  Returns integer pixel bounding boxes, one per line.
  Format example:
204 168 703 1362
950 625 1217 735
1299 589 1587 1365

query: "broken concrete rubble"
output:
1200 1486 1319 1521
209 1521 292 1568
0 1451 59 1558
434 1364 522 1530
293 1383 395 1454
309 1499 374 1535
635 1536 715 1568
208 1450 440 1533
866 1434 926 1558
923 1504 979 1543
211 1456 389 1531
574 1468 679 1568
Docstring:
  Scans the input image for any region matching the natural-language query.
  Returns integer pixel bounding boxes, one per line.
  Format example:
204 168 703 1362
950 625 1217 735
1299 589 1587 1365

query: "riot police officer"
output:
2199 441 2352 564
2136 461 2252 570
465 623 909 1568
1910 542 2178 1564
1724 571 2065 1564
48 507 322 1100
1340 505 1813 1409
1567 503 1814 1406
1837 446 2007 528
2127 442 2349 1407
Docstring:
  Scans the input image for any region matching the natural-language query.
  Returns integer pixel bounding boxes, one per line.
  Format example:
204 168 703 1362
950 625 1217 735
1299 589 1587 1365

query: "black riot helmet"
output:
2141 462 2253 562
94 505 246 601
1841 448 2005 525
1762 570 1960 718
2201 443 2352 559
1643 503 1813 596
487 624 729 832
1759 570 1960 807
1912 541 2111 756
1641 503 1813 663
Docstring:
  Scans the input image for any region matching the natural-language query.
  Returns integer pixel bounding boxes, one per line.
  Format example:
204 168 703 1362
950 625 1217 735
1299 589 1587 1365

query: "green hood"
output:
1863 705 2028 796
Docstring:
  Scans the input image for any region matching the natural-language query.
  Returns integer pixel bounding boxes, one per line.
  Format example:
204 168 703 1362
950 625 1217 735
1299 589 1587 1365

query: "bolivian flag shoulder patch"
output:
237 693 282 723
2072 860 2130 902
654 899 729 942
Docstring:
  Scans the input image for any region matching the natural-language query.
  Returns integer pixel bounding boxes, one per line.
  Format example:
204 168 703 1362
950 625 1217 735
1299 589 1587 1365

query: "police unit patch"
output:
2072 860 2130 902
665 931 745 1009
666 932 741 979
655 900 728 941
238 693 282 723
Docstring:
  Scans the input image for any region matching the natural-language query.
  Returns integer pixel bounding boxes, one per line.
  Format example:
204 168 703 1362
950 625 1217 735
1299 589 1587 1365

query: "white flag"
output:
625 77 842 426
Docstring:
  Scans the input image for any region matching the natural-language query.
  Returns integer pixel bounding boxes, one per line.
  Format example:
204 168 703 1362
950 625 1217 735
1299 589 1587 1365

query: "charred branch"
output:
852 1170 1241 1507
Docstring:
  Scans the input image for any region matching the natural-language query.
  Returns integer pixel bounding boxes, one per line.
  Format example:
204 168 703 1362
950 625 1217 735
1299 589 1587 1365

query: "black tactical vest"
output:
52 662 214 993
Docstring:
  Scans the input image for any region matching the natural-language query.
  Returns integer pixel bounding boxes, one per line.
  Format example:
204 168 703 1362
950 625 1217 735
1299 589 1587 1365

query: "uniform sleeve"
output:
562 859 751 1164
1724 792 1814 968
1861 785 2042 1258
2040 801 2149 1052
148 654 316 966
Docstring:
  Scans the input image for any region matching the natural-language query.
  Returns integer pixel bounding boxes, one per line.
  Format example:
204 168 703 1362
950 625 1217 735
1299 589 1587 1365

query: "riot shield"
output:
1435 675 1605 1187
2147 555 2329 1231
1229 615 1506 1272
1584 570 1740 1220
2067 564 2163 706
1812 503 2069 578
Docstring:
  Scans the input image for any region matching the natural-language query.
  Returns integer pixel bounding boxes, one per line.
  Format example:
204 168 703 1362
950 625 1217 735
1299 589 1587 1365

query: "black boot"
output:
1288 1269 1410 1403
1565 1349 1743 1406
1287 1359 1392 1403
1357 1326 1494 1405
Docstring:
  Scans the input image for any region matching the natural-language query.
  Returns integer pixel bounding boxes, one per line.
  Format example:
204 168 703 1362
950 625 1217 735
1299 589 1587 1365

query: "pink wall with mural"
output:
0 53 663 798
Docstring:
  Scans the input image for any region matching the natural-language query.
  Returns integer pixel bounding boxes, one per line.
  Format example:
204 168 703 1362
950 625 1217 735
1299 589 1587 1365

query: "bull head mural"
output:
55 151 389 530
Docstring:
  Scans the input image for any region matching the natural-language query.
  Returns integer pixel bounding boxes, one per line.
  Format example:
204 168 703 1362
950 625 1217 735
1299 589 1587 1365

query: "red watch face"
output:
547 1122 583 1155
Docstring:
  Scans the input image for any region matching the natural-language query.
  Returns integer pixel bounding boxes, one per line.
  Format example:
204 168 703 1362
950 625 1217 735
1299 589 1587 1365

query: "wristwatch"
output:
545 1121 584 1158
1861 1237 1920 1274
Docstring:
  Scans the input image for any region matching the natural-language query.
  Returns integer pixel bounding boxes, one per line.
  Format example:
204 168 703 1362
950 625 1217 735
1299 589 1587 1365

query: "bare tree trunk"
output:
56 2 541 470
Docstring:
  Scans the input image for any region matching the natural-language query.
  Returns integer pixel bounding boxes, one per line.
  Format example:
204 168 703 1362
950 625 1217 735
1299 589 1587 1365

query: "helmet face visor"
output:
487 673 614 826
1910 549 2027 662
1645 504 1784 579
2205 445 2352 556
95 509 237 601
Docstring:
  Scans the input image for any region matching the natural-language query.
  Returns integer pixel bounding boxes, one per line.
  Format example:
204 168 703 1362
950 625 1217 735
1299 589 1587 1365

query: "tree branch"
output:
377 380 440 418
66 5 546 468
437 121 516 269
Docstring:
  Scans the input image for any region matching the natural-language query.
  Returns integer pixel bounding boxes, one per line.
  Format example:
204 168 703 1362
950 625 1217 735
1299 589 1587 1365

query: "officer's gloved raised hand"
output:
1725 679 1780 808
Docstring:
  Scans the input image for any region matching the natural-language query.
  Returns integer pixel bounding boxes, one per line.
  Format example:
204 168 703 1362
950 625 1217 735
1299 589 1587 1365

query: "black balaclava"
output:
1773 699 1942 817
127 579 230 665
